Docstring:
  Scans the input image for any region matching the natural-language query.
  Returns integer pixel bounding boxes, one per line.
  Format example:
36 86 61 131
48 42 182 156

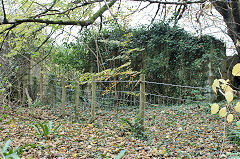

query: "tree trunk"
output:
212 0 240 56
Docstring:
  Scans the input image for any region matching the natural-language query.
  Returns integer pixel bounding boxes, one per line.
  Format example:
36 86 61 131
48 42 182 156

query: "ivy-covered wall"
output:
53 22 226 99
128 23 226 86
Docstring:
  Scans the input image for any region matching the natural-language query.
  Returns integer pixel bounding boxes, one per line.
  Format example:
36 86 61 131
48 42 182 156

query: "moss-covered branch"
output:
0 0 117 27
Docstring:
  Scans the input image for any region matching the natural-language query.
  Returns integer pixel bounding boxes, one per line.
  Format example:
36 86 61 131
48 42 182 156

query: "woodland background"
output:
1 0 240 158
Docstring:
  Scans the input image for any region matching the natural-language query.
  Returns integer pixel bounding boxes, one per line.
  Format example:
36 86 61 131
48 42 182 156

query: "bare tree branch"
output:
35 29 54 53
130 0 206 5
1 0 7 23
31 0 57 18
103 0 123 30
138 2 152 12
176 4 187 21
31 24 49 37
30 0 103 18
0 24 19 34
103 0 117 20
151 3 161 24
0 28 11 51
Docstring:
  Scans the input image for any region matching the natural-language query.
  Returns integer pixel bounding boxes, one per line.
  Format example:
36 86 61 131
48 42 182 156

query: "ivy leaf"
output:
234 102 240 113
225 91 233 103
219 107 227 117
227 114 233 123
211 103 219 114
232 63 240 76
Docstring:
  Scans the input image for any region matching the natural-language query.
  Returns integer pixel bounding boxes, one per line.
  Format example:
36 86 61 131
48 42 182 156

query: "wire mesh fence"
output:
145 80 210 107
39 74 211 124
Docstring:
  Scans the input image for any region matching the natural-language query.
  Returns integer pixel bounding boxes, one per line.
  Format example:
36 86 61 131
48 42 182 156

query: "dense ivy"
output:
53 22 226 99
128 23 225 85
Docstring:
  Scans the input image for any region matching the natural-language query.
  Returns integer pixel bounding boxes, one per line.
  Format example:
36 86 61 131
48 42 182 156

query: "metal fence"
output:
39 74 210 123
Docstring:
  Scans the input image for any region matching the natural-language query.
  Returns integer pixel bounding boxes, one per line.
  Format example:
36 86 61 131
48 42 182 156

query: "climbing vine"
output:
53 22 226 99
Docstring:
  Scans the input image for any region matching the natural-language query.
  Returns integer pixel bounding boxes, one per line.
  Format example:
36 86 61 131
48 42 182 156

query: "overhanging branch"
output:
130 0 207 5
0 18 90 26
0 0 117 28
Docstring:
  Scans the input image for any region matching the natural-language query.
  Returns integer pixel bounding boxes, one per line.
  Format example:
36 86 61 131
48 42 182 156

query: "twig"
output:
219 115 226 157
31 0 57 18
0 28 11 51
150 3 161 25
35 28 54 52
218 67 223 79
0 24 19 34
1 0 7 22
32 0 103 18
103 0 123 31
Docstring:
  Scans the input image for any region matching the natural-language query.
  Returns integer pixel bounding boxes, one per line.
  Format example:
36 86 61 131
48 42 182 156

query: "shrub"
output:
210 63 240 153
0 139 36 159
31 121 62 139
120 117 146 139
211 63 240 126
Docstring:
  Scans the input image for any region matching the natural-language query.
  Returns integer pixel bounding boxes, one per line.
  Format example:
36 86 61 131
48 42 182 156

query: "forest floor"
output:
0 103 240 159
